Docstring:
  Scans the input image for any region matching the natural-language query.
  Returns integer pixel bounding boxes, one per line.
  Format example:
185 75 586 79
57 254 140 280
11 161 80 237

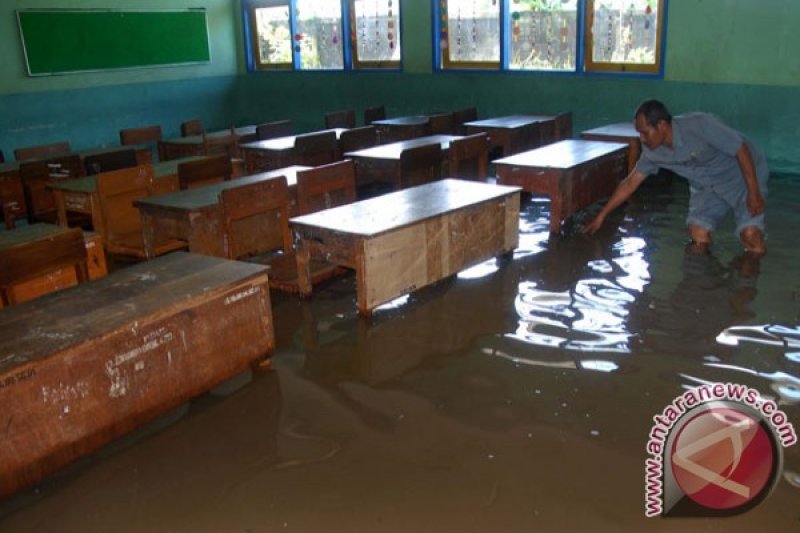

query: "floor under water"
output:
1 177 799 532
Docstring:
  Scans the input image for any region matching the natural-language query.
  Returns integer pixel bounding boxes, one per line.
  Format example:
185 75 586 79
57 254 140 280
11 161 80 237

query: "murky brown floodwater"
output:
1 177 799 532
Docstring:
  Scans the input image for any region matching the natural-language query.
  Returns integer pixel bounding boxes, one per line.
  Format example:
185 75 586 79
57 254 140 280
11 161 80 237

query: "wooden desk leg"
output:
355 250 372 317
549 194 563 234
54 190 68 226
140 212 157 259
296 239 312 298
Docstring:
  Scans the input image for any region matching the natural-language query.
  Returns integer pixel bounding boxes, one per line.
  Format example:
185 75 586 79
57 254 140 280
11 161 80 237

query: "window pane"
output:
590 0 659 65
509 0 578 71
253 5 292 66
351 0 401 66
441 0 500 66
295 0 344 70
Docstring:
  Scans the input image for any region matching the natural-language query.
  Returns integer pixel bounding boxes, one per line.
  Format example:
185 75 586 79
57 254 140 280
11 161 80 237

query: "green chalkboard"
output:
17 9 210 76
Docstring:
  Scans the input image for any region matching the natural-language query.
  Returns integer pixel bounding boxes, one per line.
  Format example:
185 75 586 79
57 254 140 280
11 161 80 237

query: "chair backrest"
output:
120 124 163 146
364 105 386 125
294 130 339 166
14 141 71 162
218 176 292 260
399 144 442 188
202 127 239 159
180 118 204 137
19 154 84 221
448 133 489 181
296 160 357 215
511 122 542 154
178 155 233 190
452 107 478 134
0 149 4 163
0 227 88 305
84 148 139 175
339 126 377 154
325 110 356 129
554 111 573 141
95 165 154 242
256 120 293 140
428 112 455 135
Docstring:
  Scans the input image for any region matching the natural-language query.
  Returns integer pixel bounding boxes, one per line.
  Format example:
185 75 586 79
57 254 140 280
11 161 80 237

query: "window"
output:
244 0 402 71
436 0 666 75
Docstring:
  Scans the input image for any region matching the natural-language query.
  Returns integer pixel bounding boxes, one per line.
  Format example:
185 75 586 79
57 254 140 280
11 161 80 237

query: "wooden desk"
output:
372 115 430 142
291 179 520 315
464 114 556 156
0 252 273 498
49 156 203 231
134 166 309 258
495 139 628 234
0 224 107 307
0 144 153 225
240 128 347 173
158 126 258 161
344 134 462 189
581 122 641 173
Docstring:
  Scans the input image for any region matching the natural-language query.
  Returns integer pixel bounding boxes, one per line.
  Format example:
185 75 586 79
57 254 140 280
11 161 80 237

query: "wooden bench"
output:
494 139 628 234
0 252 274 498
291 179 521 315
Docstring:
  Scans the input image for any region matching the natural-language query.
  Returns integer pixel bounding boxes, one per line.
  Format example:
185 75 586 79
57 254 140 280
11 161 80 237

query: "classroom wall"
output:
2 0 800 174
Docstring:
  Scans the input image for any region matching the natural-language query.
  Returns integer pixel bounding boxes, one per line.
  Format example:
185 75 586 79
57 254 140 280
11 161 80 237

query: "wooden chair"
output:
256 120 293 140
294 131 339 166
453 107 478 134
0 227 89 307
554 111 573 141
178 155 233 190
325 110 356 129
202 127 240 159
0 149 4 163
296 160 357 215
19 154 84 224
448 133 489 181
180 118 204 137
84 148 138 175
399 144 442 189
95 165 187 260
339 126 377 154
120 124 162 146
428 112 455 135
14 141 71 161
364 105 386 125
218 177 341 293
511 122 542 154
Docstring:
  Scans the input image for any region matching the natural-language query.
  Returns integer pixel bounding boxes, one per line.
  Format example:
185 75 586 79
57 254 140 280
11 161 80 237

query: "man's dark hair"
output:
635 99 672 127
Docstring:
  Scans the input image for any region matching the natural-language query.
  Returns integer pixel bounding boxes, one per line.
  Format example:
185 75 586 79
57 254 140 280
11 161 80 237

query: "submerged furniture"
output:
494 139 628 234
291 179 521 315
0 252 274 499
463 114 557 157
580 122 641 174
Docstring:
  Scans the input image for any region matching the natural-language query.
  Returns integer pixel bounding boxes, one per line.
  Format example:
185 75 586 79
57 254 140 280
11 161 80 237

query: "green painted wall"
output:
2 0 800 174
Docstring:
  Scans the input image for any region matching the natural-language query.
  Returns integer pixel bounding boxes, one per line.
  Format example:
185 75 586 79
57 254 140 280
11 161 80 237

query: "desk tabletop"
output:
494 139 628 169
48 156 206 194
240 129 348 152
344 135 462 160
163 125 257 146
134 166 309 212
372 116 430 127
0 223 68 251
581 122 638 139
0 144 151 175
0 252 268 368
291 178 520 237
464 114 556 129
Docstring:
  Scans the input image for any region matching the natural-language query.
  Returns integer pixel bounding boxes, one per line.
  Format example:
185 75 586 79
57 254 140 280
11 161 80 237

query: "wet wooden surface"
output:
134 166 309 258
371 116 431 142
291 179 521 315
495 140 628 234
0 252 273 499
580 122 641 173
464 114 556 155
159 126 257 161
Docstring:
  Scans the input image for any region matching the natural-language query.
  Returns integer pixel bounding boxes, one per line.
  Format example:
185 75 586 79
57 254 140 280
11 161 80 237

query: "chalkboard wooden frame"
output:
17 8 211 76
